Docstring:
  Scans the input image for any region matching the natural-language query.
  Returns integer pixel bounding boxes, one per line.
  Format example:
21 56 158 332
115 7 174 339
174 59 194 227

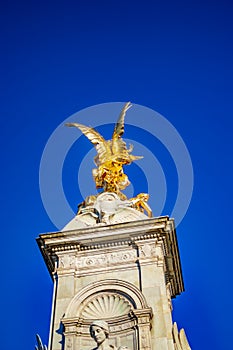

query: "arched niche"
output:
62 279 153 350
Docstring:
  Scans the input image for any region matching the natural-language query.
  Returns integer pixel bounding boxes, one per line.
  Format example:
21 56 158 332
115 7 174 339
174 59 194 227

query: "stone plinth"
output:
37 216 185 350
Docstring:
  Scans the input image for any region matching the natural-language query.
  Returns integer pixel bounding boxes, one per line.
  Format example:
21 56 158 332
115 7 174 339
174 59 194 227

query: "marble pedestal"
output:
37 216 188 350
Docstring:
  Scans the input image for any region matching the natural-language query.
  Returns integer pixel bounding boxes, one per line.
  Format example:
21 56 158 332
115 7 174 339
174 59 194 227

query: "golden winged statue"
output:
66 102 152 217
66 102 142 196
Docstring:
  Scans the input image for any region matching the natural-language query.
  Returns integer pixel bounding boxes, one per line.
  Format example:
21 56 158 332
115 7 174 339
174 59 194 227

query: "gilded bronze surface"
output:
66 102 152 217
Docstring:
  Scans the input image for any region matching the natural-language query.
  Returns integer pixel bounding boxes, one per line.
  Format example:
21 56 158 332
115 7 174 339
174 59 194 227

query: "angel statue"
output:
66 102 152 218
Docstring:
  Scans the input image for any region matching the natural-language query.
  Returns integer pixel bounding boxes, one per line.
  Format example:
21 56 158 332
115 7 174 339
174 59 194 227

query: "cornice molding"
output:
36 216 184 297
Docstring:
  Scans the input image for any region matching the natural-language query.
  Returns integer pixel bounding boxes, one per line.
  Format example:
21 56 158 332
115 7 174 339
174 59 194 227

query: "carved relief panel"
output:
62 280 153 350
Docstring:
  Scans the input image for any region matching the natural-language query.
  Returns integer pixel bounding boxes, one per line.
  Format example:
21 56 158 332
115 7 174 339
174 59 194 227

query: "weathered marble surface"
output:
62 192 149 231
37 217 191 350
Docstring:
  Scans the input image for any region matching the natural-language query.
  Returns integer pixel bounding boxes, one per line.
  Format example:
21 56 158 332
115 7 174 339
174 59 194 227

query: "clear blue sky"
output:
1 1 233 349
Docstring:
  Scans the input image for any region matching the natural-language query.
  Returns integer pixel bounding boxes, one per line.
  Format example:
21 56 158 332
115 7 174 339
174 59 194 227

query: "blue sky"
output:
1 1 233 349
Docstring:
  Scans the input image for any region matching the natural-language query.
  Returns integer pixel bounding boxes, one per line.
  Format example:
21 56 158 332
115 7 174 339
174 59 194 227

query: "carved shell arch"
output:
80 292 132 319
64 279 149 319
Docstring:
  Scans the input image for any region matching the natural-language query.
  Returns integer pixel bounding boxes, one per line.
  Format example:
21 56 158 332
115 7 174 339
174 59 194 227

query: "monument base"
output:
37 216 190 350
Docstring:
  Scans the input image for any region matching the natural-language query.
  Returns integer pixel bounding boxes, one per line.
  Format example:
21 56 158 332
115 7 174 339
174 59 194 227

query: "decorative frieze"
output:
37 217 184 298
56 249 137 275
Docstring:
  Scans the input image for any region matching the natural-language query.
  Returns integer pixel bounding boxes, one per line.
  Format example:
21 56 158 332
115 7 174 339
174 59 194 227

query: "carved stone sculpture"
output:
35 334 47 350
90 320 129 350
61 191 151 231
172 323 191 350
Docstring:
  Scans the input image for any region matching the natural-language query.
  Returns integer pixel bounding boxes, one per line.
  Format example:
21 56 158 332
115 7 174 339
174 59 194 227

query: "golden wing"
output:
112 102 132 159
111 102 143 163
65 122 111 165
112 101 132 140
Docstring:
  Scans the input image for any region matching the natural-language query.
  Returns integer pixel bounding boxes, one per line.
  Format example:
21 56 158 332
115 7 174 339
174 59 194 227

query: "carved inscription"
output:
58 250 136 271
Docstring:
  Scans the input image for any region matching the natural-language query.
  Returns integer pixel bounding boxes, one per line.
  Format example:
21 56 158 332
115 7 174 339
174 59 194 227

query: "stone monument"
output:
37 102 191 350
